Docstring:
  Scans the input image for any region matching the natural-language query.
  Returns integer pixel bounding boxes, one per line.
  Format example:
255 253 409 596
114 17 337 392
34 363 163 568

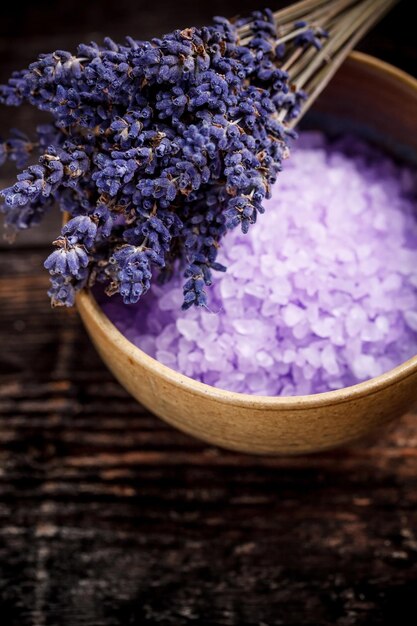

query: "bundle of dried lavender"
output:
0 0 397 309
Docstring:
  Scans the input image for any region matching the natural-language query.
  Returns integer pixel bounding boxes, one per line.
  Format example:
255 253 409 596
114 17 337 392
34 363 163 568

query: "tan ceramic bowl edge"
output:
75 52 417 455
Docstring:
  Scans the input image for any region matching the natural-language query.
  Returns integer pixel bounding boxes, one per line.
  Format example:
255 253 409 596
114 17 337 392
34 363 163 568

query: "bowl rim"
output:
77 51 417 411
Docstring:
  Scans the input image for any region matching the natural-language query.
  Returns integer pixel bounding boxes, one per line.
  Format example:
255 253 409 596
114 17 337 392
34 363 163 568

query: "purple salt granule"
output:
99 132 417 396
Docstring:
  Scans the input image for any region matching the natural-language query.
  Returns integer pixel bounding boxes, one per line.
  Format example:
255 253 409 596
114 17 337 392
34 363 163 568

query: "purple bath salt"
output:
99 132 417 396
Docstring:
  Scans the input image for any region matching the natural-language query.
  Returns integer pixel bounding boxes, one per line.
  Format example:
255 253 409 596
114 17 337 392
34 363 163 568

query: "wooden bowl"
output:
76 52 417 455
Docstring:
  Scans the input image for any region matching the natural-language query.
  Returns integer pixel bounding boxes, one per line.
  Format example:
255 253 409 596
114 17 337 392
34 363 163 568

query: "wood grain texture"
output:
1 1 417 624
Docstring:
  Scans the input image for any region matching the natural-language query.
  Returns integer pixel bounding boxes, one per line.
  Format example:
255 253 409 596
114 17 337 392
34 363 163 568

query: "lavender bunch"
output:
0 0 396 309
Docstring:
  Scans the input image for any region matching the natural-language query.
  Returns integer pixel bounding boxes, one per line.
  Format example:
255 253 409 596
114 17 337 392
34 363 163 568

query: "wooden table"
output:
1 1 417 624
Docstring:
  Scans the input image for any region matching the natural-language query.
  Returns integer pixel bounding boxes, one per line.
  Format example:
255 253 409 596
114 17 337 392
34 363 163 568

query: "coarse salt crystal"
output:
176 319 200 342
283 303 305 327
404 310 417 332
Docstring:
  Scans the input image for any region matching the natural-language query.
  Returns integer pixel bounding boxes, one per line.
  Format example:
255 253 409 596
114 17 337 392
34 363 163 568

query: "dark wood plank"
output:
1 1 417 625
